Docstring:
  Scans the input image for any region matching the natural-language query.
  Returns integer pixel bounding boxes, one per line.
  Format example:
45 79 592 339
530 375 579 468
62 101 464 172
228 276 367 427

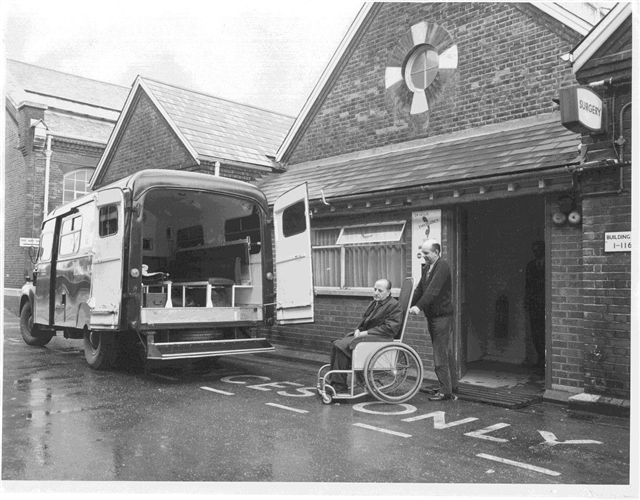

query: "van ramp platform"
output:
146 337 274 360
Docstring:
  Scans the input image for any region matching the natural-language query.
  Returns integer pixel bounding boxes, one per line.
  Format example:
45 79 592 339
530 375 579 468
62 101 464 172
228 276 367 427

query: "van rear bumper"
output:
139 306 263 329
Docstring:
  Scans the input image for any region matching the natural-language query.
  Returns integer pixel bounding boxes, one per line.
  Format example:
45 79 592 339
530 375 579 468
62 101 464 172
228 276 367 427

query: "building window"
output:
63 169 92 204
99 205 118 237
312 221 406 291
404 45 439 92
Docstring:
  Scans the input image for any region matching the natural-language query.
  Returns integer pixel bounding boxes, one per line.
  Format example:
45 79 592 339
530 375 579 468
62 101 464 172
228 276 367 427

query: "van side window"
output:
59 215 83 256
282 201 306 237
39 232 54 262
99 205 118 237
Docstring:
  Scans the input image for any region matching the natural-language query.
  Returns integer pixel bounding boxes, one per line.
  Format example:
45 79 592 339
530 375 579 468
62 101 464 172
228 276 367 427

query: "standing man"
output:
409 239 457 401
525 240 545 371
328 278 402 391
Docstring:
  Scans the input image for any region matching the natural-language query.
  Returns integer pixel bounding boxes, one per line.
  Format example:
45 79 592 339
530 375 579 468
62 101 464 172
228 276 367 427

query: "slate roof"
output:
140 78 294 167
6 59 129 112
5 60 129 144
258 114 581 204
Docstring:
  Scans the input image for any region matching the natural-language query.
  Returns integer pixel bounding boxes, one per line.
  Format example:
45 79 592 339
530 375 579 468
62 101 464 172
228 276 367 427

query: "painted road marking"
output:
200 386 234 396
353 423 412 438
248 381 303 391
221 374 270 384
265 403 308 414
538 430 603 446
153 374 179 381
353 402 416 415
464 423 511 443
402 411 478 429
477 453 561 477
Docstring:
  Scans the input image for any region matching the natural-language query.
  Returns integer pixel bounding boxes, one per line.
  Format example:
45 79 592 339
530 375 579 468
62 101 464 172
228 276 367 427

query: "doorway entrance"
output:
458 195 545 394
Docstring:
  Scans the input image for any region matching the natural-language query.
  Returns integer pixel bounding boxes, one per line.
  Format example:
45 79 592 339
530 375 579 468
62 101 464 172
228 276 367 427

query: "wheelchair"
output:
317 277 424 404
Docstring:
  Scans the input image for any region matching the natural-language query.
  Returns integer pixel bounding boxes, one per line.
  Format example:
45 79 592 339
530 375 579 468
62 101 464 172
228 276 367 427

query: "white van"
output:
19 169 314 369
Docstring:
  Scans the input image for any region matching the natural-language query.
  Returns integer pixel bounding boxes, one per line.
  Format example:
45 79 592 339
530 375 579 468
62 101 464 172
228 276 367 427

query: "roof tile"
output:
258 116 580 204
143 79 294 167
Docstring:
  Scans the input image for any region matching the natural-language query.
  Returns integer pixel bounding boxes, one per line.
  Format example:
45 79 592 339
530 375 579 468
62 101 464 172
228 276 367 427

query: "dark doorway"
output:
458 195 545 393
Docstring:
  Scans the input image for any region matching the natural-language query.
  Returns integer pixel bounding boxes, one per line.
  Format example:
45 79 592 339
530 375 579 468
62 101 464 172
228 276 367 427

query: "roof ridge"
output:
139 75 294 119
7 59 130 90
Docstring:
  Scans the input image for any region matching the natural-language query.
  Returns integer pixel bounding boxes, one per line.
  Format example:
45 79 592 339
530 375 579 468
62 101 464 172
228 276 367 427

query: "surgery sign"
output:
560 85 604 133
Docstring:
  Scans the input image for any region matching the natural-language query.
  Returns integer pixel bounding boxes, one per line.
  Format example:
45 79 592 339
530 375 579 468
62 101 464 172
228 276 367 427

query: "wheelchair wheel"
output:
363 344 423 403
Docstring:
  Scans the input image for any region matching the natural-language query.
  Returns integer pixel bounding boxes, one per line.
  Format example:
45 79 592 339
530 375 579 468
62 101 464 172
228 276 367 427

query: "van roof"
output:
45 169 269 222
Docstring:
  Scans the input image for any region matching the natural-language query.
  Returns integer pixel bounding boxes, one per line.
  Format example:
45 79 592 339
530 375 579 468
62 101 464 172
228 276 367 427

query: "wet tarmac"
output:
1 312 633 496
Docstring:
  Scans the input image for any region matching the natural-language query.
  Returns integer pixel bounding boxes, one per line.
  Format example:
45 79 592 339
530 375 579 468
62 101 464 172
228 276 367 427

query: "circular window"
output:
404 45 439 92
385 21 458 120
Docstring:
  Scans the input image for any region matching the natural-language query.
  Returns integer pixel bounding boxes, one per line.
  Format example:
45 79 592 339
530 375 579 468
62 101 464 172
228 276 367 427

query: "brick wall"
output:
580 167 632 398
4 109 32 288
96 90 269 186
96 91 197 187
288 2 580 164
549 197 585 391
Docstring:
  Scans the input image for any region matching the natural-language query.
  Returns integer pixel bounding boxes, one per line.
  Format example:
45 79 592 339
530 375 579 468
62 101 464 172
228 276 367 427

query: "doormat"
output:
455 383 543 409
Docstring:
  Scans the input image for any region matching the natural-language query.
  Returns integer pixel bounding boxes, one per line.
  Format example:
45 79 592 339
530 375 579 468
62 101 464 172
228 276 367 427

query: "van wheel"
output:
83 330 115 370
20 302 54 346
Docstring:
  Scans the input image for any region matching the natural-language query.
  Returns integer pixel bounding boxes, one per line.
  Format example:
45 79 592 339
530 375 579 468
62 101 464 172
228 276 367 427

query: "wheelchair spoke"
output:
363 344 423 403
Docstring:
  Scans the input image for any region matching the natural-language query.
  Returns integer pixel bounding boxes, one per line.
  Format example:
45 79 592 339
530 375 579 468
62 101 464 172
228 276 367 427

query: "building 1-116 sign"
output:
604 231 631 252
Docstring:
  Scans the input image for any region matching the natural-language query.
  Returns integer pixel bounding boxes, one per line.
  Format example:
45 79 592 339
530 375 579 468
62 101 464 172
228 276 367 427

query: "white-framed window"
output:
63 169 92 204
59 214 83 256
404 44 439 92
312 221 407 292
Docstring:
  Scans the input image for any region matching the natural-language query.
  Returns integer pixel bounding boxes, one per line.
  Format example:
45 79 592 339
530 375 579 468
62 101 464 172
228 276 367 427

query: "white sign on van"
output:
19 237 40 247
604 231 631 252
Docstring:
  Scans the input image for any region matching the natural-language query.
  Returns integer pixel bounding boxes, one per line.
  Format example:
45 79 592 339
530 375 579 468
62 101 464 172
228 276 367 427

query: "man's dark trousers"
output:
428 315 457 395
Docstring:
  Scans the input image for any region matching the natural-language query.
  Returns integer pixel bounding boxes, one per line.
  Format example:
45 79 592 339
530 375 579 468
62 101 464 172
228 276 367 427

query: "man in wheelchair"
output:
327 278 403 391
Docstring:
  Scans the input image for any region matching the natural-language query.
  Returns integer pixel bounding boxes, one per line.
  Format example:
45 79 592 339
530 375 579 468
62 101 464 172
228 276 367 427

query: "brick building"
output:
257 3 631 403
90 76 294 189
4 60 129 294
559 3 633 404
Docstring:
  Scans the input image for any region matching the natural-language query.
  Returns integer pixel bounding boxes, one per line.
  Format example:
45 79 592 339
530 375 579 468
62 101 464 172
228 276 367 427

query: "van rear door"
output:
34 218 58 326
273 183 314 324
89 189 125 329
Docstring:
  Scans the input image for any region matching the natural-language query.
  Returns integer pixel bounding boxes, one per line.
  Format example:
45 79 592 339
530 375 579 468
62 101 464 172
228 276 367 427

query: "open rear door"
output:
273 183 314 324
89 188 125 329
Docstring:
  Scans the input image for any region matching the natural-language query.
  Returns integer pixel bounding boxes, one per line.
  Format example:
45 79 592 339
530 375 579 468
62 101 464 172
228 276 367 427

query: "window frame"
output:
312 220 406 296
62 169 93 204
98 205 119 238
58 214 83 257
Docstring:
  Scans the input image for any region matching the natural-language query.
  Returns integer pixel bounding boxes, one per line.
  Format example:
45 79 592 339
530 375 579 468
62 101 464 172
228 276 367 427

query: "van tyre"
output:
83 330 116 370
20 302 54 346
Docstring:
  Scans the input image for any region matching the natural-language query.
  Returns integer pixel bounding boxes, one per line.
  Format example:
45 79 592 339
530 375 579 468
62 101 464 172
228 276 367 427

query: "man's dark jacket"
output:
336 295 402 352
356 295 403 338
411 258 453 318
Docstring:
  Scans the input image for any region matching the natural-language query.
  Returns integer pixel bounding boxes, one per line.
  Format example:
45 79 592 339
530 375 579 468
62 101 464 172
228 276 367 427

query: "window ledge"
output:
314 287 401 298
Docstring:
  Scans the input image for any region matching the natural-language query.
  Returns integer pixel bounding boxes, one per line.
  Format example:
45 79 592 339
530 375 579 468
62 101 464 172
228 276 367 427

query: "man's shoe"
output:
429 392 457 401
419 386 439 395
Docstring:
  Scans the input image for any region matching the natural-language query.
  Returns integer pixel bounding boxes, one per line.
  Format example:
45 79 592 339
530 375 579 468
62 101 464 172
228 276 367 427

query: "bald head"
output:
421 239 441 265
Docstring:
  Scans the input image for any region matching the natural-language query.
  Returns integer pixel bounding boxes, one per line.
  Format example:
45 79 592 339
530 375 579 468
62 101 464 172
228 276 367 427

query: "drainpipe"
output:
569 100 631 198
43 134 53 218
